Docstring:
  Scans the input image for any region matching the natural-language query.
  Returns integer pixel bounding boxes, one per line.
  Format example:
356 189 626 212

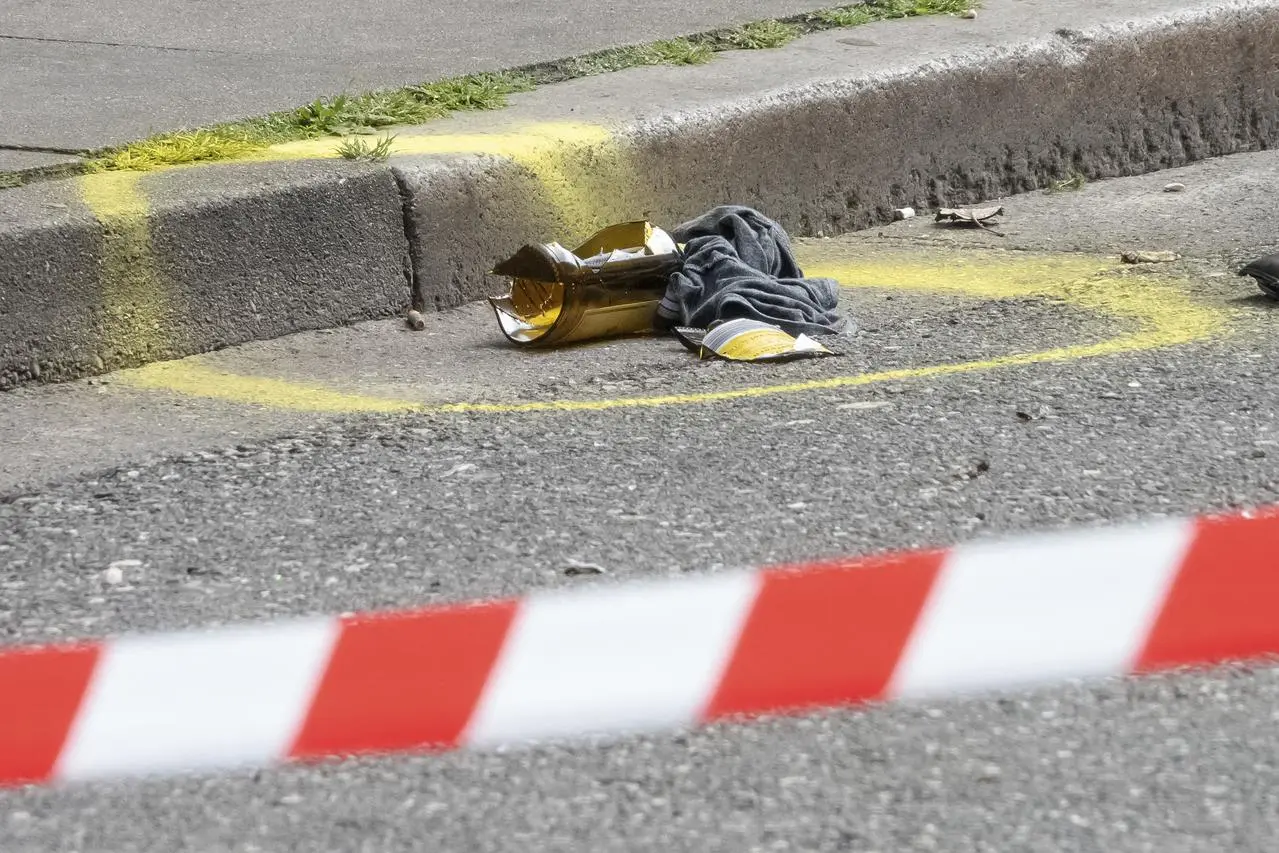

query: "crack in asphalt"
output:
0 33 300 59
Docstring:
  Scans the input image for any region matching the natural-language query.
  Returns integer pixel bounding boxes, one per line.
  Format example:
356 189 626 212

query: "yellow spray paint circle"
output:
117 246 1228 414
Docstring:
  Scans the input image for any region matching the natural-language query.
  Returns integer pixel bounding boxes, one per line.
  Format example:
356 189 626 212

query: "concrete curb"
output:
2 0 1277 390
0 164 411 389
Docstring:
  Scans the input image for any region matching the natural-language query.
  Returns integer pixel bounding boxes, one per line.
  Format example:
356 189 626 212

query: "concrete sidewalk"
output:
1 0 1277 391
0 0 839 167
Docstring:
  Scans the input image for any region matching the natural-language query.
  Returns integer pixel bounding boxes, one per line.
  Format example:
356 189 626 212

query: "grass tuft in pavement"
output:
814 5 878 26
411 72 537 111
549 38 714 79
88 73 534 171
89 129 266 172
637 38 717 66
1046 171 1087 193
335 134 397 162
713 20 803 50
289 92 436 137
818 0 974 26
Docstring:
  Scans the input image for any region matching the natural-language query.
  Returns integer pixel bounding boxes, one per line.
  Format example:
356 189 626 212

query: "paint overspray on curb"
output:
78 171 177 365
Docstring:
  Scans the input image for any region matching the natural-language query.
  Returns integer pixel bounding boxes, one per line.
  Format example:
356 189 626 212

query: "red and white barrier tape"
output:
4 507 1279 788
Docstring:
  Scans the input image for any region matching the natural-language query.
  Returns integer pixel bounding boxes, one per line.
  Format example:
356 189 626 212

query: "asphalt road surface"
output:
5 151 1279 851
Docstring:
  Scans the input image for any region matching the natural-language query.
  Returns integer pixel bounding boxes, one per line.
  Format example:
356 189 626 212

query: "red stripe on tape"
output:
0 643 100 786
288 600 517 759
1136 510 1279 672
702 551 944 720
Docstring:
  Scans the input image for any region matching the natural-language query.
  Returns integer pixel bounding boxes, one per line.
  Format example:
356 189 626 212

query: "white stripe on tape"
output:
888 519 1193 698
56 620 338 781
464 573 760 746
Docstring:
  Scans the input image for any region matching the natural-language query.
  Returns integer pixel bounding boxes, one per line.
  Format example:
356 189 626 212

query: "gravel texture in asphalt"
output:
4 151 1279 851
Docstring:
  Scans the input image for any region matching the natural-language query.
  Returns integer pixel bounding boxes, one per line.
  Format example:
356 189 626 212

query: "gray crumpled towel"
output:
656 205 852 337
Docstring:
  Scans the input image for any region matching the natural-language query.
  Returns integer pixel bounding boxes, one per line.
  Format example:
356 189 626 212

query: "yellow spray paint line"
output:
429 332 1185 413
117 325 1193 416
803 253 1226 345
78 171 174 363
257 122 612 163
121 361 423 413
257 122 625 238
118 250 1230 415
